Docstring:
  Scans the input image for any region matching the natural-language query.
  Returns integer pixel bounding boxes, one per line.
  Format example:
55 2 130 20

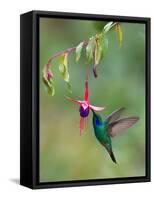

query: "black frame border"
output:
21 10 151 189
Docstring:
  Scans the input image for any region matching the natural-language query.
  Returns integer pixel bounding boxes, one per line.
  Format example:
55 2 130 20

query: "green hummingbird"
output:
92 107 139 163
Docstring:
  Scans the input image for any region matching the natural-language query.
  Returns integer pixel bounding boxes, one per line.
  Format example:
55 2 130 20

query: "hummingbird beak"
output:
91 109 96 115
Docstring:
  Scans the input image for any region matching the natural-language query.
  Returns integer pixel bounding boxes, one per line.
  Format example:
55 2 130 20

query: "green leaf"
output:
47 81 55 96
86 37 94 63
95 41 101 65
101 34 109 55
66 82 72 93
43 76 55 96
115 23 123 47
94 33 108 65
93 33 108 78
103 21 114 33
42 64 55 96
59 54 69 82
59 54 72 92
75 42 84 62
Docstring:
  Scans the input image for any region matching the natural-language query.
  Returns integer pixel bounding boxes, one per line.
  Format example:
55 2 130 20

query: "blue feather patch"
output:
96 118 103 126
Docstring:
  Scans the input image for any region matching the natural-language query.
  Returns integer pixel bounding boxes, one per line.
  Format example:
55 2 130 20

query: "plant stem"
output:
46 40 88 70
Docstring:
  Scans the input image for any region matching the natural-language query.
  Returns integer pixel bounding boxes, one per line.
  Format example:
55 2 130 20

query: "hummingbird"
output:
92 107 139 163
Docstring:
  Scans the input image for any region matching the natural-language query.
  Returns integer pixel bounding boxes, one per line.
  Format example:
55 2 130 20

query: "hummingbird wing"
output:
107 117 139 137
105 107 125 124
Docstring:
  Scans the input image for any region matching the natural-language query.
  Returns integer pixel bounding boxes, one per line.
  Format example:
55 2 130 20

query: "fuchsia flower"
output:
65 66 105 134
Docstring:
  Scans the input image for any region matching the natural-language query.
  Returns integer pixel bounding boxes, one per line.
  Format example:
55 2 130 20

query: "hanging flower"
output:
65 66 105 134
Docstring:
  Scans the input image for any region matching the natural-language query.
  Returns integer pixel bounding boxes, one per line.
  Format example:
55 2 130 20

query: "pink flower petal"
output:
80 117 85 135
64 96 81 105
84 80 89 101
89 105 105 112
84 65 89 101
81 101 89 110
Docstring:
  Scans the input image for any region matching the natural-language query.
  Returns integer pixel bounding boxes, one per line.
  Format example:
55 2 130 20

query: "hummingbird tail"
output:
109 150 117 164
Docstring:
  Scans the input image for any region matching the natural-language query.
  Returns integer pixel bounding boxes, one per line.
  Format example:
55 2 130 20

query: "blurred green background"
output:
39 18 145 182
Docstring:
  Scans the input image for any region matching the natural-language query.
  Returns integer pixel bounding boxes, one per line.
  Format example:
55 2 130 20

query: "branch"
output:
46 40 88 70
42 21 123 96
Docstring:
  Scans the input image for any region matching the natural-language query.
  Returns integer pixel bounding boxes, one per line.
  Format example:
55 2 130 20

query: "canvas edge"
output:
20 10 151 189
20 11 34 188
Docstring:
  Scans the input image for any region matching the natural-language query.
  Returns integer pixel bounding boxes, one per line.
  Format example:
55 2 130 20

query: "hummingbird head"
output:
92 110 103 126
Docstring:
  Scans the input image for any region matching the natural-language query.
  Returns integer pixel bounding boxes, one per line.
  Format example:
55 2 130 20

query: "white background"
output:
0 0 153 199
